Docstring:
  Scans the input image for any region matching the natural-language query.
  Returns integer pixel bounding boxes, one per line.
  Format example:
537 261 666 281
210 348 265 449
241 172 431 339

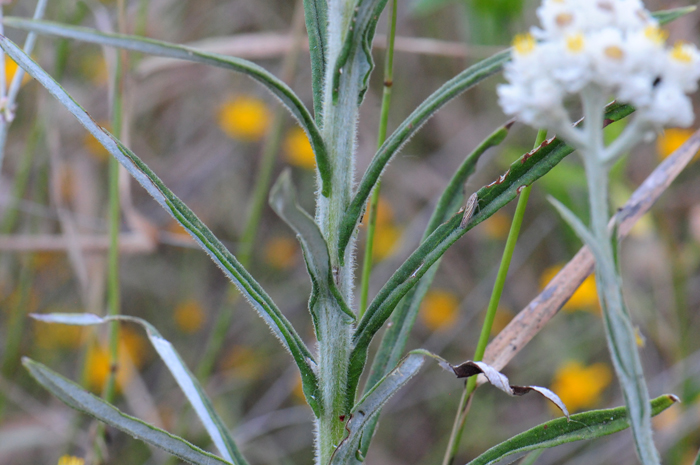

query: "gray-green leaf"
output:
23 358 235 465
269 171 355 367
31 313 248 465
331 351 428 465
2 16 332 197
0 38 319 412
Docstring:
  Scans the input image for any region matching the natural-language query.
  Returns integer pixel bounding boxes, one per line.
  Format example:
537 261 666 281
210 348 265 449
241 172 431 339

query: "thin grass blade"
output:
31 313 248 465
0 38 320 416
23 358 235 465
2 17 332 197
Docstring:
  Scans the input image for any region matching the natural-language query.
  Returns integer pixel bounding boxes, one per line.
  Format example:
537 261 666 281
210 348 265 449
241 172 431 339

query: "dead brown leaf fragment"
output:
450 360 570 419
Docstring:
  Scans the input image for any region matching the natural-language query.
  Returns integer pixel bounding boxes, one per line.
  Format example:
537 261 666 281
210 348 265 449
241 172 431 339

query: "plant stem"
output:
441 129 547 465
358 0 398 319
96 1 126 461
578 85 658 464
315 0 365 459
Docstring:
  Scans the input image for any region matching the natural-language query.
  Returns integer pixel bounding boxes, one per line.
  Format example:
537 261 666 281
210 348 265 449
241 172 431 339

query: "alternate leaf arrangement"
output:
3 0 697 464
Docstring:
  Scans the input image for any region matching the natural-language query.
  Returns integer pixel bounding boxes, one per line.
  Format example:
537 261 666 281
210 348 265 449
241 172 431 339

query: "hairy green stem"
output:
442 129 547 465
314 0 365 461
359 0 398 319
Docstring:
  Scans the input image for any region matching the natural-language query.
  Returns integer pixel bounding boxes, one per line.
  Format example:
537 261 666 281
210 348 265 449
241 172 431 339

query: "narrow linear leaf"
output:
31 313 247 465
331 0 389 105
337 49 509 261
345 102 636 406
335 6 694 261
331 351 428 465
23 358 234 465
356 122 511 449
2 17 332 197
547 196 604 261
0 38 320 414
303 0 327 121
465 394 679 465
269 170 355 328
450 360 569 419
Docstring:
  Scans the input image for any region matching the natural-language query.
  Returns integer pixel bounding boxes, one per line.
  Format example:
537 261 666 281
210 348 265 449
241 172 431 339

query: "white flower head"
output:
499 0 700 130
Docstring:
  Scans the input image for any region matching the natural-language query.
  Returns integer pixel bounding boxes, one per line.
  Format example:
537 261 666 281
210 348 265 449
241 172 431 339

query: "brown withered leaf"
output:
450 360 570 419
483 128 700 375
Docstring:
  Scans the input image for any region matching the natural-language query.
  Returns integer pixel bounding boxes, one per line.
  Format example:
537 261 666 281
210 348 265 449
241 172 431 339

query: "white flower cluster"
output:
498 0 700 129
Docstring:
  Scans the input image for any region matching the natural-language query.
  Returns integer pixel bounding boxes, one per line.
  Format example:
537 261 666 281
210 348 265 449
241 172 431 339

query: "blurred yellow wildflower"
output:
174 299 206 334
34 320 85 350
264 236 299 270
550 360 612 413
490 306 514 336
372 223 401 261
362 196 394 227
220 345 263 380
540 264 600 313
5 57 30 87
85 326 149 393
57 456 84 465
79 53 108 86
656 128 694 161
481 211 511 240
217 96 271 141
284 127 316 169
420 289 460 331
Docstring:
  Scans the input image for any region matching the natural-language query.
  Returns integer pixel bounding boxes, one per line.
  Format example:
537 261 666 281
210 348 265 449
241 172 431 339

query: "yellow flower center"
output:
555 13 574 27
604 45 625 61
670 42 693 64
565 33 585 54
644 26 668 46
513 33 536 56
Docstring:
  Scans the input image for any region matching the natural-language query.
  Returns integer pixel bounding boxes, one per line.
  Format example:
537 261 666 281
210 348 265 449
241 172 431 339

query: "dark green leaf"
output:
0 38 319 410
303 0 328 122
336 49 509 262
23 358 234 465
2 16 332 197
356 123 511 441
345 103 636 407
330 0 388 105
466 394 679 465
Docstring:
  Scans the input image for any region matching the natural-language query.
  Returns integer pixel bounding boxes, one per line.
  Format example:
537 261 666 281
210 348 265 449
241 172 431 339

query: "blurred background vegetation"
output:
0 0 699 464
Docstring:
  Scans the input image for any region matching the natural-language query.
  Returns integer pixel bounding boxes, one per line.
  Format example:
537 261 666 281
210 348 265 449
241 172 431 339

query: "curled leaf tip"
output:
450 360 570 419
